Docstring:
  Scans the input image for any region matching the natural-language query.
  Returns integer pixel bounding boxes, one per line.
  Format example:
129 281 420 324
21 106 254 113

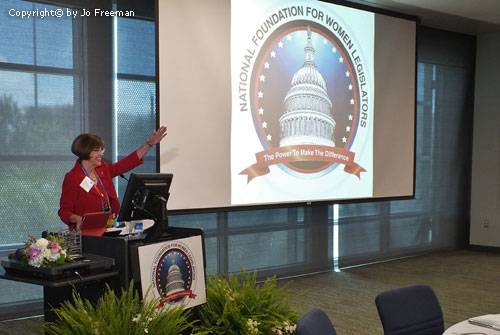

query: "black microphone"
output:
119 174 129 181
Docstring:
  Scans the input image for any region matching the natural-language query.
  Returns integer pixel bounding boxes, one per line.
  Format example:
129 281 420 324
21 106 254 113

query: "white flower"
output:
246 318 260 334
28 257 43 268
35 238 49 249
247 318 259 327
46 251 60 262
40 248 51 260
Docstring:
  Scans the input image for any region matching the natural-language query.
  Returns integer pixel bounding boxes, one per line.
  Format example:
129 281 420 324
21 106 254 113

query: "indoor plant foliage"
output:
193 269 300 335
42 282 193 335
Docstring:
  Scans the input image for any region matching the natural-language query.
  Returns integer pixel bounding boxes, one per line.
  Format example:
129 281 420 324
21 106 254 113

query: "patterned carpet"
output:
285 249 500 334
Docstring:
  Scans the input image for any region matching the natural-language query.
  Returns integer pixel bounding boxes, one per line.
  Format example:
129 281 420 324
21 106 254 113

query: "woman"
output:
58 126 167 230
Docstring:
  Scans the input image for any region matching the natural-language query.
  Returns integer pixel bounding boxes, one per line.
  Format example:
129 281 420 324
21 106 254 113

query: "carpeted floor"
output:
285 249 500 334
1 249 499 334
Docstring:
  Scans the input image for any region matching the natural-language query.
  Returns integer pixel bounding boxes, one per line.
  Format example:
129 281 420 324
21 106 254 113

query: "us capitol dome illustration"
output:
165 257 185 295
279 26 336 148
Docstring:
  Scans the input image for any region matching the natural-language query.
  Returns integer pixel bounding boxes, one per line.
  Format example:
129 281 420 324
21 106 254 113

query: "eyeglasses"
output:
92 148 105 153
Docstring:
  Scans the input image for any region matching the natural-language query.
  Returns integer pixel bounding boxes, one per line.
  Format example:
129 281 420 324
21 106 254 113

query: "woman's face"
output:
87 148 104 169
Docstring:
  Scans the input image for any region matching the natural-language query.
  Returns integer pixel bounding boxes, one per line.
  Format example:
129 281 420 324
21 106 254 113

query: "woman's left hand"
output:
148 126 167 145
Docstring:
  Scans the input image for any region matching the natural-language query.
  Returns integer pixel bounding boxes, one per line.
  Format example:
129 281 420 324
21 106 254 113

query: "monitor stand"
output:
143 197 172 243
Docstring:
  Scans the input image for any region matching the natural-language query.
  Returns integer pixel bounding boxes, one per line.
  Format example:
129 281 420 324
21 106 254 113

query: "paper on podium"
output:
110 219 155 236
469 314 500 330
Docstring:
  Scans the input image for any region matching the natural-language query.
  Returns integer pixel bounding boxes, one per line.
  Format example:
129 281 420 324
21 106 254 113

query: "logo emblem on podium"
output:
137 235 206 309
155 248 195 304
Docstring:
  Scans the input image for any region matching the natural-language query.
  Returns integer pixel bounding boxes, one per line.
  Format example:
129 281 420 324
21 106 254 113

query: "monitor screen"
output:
117 173 173 223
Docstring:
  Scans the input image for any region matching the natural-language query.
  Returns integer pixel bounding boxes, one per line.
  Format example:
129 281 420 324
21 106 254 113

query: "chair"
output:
375 285 444 335
296 308 337 335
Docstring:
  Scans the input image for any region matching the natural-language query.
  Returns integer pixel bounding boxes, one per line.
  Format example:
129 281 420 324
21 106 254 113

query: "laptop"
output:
80 212 111 236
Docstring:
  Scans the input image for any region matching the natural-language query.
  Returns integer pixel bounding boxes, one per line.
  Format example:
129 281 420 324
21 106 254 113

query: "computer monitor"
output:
117 173 173 242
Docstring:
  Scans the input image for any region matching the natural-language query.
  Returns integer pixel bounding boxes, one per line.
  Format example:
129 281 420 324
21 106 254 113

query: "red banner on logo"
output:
239 145 366 183
157 290 197 308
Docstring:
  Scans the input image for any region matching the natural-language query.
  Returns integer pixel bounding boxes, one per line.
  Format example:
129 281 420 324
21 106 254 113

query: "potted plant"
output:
41 282 193 335
192 269 300 335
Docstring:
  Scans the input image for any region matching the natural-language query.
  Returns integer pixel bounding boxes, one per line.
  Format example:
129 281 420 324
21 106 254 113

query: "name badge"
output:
80 176 95 192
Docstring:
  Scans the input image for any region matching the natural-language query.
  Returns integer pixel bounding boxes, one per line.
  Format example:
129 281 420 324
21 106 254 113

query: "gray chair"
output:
296 308 336 335
375 285 444 335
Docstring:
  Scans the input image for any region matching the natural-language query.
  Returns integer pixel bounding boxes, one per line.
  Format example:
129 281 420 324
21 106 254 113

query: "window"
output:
0 0 82 245
0 0 83 315
169 206 333 278
337 28 475 267
115 17 157 199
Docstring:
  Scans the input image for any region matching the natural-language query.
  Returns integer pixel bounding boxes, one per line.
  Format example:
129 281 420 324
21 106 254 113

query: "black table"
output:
0 253 119 323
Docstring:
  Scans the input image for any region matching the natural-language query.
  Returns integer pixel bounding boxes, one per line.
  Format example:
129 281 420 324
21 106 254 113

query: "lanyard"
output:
81 163 111 213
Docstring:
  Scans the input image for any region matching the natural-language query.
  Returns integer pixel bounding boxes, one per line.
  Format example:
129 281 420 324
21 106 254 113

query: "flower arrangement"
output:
24 232 71 268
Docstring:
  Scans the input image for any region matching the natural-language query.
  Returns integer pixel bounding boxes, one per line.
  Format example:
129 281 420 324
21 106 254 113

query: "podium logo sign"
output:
154 247 195 305
137 236 206 309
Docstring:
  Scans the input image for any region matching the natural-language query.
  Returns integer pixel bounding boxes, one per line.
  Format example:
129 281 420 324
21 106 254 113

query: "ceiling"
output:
349 0 500 35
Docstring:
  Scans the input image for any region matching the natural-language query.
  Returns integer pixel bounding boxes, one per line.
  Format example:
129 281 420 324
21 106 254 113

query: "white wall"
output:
470 31 500 246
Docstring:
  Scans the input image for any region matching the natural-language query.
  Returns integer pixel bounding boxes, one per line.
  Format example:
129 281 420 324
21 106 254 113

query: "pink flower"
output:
271 327 283 335
29 248 41 259
47 241 62 254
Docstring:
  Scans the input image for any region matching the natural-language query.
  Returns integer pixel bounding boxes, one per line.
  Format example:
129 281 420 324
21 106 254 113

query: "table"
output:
0 253 119 322
444 317 500 335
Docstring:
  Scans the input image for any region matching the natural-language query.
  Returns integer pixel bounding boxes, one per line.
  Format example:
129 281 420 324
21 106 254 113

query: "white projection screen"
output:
157 0 416 211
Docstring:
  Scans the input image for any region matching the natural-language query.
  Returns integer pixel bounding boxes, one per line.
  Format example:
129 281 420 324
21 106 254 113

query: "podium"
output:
104 173 207 307
83 226 206 309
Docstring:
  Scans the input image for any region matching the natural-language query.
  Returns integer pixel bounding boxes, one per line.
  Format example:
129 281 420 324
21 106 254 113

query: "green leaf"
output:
41 281 194 335
193 269 300 335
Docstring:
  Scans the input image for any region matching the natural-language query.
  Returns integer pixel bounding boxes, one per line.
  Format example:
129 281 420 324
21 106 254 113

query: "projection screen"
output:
158 0 416 211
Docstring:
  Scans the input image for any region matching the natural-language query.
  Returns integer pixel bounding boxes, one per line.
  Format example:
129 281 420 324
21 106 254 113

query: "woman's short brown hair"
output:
71 134 104 160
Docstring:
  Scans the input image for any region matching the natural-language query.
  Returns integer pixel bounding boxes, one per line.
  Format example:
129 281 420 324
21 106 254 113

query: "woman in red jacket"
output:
58 126 167 230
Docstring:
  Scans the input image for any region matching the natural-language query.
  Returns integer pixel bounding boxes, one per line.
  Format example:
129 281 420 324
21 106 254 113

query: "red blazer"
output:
58 151 144 227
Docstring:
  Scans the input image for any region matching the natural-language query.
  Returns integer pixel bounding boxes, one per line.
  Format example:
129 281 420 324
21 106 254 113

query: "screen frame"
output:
154 0 419 214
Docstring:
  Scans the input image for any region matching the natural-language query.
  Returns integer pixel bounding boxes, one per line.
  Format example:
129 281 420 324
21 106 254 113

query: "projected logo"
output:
153 244 197 307
239 20 369 182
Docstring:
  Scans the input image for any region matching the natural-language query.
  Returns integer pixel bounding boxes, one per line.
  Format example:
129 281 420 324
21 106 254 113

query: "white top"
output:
444 315 500 335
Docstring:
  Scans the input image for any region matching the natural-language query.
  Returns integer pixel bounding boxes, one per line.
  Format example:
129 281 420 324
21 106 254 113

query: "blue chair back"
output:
296 308 337 335
375 285 444 335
